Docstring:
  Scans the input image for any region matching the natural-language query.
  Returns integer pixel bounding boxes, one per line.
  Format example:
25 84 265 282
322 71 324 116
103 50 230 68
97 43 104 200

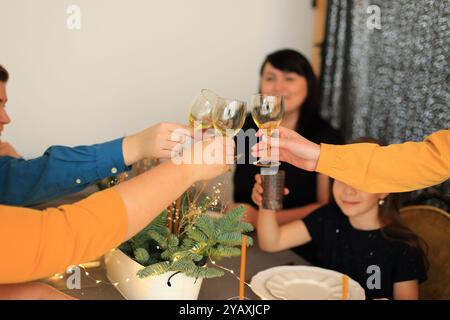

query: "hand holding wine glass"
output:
250 94 284 167
252 126 321 172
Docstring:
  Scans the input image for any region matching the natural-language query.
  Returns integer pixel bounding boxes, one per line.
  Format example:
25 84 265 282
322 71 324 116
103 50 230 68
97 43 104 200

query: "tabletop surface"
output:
43 237 309 300
37 186 310 300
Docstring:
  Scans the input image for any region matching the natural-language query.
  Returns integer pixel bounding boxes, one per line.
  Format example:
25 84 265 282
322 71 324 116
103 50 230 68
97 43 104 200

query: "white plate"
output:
250 266 365 300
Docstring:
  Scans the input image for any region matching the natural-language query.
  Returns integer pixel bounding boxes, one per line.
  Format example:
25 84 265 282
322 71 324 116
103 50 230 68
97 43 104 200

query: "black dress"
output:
303 203 427 300
233 114 344 264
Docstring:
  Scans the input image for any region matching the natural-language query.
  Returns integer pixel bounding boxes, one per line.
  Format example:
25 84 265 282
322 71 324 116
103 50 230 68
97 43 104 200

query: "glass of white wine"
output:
212 97 247 137
212 97 246 166
250 94 284 167
188 89 219 131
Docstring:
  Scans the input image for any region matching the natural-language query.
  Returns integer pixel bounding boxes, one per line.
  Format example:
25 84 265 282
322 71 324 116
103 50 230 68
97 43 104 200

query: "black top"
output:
233 114 343 264
233 114 344 209
303 203 427 300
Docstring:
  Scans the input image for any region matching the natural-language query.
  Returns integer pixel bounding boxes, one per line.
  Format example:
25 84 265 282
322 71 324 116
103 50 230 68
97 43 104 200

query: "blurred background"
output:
0 0 314 156
0 0 448 209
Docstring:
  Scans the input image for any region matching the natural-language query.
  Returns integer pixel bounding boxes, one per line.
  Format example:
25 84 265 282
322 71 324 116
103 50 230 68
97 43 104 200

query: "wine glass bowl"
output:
212 97 247 137
188 89 219 130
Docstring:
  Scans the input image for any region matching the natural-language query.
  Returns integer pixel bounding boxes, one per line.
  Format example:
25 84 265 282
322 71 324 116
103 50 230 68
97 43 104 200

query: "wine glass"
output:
212 97 247 137
212 97 246 166
250 94 284 167
188 89 219 131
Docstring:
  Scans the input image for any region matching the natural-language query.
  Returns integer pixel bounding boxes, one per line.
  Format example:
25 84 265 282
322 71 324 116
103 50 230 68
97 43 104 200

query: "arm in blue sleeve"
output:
0 138 129 206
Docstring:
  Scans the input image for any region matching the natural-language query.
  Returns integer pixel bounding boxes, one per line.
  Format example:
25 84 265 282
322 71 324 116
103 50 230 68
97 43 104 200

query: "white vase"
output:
104 249 203 300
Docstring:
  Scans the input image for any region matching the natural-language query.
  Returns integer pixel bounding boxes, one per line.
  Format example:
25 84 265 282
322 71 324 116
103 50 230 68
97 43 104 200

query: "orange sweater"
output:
0 189 128 284
316 129 449 193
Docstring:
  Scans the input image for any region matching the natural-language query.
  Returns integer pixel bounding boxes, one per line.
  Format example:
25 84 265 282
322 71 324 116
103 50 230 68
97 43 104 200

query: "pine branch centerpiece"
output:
117 184 253 280
101 160 252 300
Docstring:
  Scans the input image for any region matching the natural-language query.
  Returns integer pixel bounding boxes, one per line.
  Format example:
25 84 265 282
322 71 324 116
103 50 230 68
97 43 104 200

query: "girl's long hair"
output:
378 191 429 270
332 137 429 269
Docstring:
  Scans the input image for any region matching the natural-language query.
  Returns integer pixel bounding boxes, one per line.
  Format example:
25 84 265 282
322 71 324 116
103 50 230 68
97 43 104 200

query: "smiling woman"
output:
232 49 344 265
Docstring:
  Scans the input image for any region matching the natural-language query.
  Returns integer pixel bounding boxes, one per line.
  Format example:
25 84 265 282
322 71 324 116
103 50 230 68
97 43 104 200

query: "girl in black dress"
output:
252 139 428 300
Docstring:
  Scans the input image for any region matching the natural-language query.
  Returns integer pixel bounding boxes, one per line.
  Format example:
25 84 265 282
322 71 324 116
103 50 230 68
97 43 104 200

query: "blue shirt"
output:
0 138 129 206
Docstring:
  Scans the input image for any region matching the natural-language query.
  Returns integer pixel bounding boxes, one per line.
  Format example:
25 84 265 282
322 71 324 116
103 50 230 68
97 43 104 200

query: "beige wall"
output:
0 0 314 158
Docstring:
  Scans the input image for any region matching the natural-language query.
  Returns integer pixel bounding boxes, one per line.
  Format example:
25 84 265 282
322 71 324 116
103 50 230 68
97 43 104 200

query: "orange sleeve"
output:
316 129 450 193
0 189 128 284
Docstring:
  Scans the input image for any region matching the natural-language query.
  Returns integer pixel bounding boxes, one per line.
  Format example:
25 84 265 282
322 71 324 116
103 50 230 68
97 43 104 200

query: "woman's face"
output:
260 62 308 116
0 83 11 140
332 180 388 218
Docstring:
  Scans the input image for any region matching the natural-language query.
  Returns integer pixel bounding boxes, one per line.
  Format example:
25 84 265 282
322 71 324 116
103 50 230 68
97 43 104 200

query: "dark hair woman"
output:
232 49 344 264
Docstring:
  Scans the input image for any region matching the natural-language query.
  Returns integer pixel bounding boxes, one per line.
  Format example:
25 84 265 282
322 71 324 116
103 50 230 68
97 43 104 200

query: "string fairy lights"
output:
50 163 248 292
209 257 252 288
50 249 251 291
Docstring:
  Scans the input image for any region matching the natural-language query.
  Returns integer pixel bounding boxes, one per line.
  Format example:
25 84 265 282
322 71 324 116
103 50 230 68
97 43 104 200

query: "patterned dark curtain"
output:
319 0 450 210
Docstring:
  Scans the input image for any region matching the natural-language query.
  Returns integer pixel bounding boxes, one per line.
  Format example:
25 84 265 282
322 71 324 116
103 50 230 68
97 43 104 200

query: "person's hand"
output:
123 122 193 165
175 135 235 181
251 126 321 171
0 141 20 158
251 174 289 207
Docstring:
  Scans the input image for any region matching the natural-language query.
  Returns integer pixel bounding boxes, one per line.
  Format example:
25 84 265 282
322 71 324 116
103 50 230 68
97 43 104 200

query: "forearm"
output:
0 139 128 206
117 137 230 240
393 280 419 300
274 203 324 225
114 161 199 240
316 129 450 193
0 163 198 283
0 138 226 284
0 189 128 283
257 209 283 252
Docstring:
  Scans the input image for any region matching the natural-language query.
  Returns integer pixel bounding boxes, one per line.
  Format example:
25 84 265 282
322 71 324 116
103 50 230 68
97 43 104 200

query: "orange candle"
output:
342 274 349 300
239 235 247 300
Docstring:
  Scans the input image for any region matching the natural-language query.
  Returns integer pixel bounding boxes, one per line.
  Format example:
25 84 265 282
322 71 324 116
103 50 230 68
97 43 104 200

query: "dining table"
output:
36 186 310 300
